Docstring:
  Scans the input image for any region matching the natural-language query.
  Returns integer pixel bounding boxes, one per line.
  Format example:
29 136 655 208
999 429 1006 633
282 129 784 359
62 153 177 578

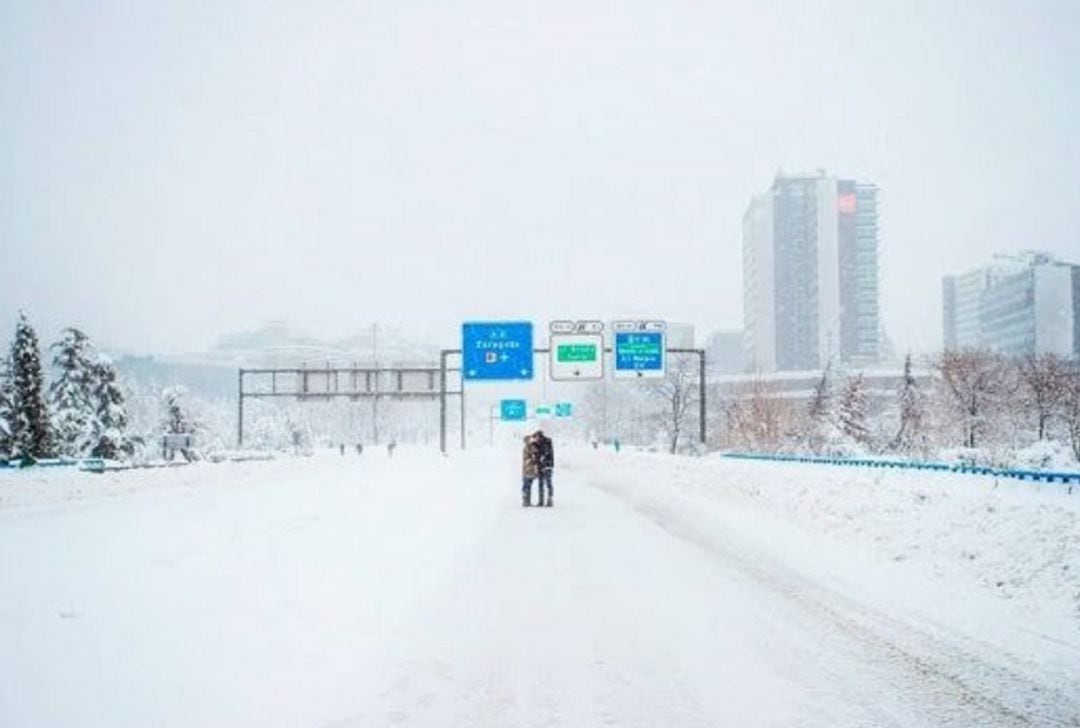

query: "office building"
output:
743 171 880 372
943 252 1080 358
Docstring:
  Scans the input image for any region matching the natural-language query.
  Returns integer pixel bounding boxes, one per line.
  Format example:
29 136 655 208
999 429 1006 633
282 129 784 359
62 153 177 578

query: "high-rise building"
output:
704 329 744 374
742 171 880 372
942 252 1080 358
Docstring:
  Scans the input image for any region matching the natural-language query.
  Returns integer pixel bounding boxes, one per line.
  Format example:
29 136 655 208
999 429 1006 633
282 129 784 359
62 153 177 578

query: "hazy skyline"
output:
3 1 1078 356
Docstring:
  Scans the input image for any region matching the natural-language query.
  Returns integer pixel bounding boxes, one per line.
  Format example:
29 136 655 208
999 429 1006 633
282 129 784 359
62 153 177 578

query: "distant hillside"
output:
111 322 442 400
200 321 440 368
115 355 236 401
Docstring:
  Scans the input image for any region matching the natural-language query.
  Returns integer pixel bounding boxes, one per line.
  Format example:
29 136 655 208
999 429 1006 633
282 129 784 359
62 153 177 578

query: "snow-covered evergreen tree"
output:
804 366 833 453
48 327 96 457
161 386 195 434
838 374 870 447
88 354 137 459
10 313 52 459
0 355 13 459
890 354 926 454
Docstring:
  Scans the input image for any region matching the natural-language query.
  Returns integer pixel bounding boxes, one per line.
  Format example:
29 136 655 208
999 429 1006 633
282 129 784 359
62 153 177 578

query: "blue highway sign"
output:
554 402 573 418
500 399 528 421
614 331 665 378
462 321 534 381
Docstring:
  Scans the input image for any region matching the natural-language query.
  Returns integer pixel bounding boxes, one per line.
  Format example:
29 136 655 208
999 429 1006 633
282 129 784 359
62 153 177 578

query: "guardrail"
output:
3 453 274 473
722 452 1080 487
1 457 126 473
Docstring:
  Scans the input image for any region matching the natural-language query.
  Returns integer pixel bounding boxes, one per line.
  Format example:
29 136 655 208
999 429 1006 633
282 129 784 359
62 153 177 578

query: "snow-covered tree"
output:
582 382 612 443
838 374 870 447
890 354 926 454
649 356 699 453
0 356 13 459
161 386 195 435
9 313 52 459
1018 353 1067 441
721 377 798 452
934 349 1014 449
89 355 138 459
804 366 833 453
48 327 96 457
1063 364 1080 463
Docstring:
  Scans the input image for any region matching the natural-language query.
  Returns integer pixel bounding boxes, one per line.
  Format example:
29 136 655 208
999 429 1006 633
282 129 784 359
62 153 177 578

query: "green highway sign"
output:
549 332 604 380
557 343 597 363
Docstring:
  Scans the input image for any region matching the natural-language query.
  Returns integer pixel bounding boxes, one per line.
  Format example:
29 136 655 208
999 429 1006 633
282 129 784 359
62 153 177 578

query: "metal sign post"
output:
439 349 466 453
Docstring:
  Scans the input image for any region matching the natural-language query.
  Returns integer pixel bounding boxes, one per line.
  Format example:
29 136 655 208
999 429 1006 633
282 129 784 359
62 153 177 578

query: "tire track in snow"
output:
579 464 1080 727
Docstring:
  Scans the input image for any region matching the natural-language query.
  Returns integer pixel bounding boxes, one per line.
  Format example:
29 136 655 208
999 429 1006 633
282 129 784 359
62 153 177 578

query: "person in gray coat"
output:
535 430 554 508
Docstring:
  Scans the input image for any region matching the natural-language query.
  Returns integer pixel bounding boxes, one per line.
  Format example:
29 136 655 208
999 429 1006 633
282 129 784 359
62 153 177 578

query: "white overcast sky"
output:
2 0 1078 355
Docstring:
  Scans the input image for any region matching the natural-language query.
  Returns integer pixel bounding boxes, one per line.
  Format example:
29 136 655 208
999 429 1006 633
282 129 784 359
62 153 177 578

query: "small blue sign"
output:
614 332 665 375
500 399 528 421
554 402 573 418
462 321 534 381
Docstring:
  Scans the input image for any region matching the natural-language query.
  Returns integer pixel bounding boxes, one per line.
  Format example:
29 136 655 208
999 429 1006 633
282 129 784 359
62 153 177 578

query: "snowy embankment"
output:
0 459 252 511
568 449 1080 694
580 450 1080 623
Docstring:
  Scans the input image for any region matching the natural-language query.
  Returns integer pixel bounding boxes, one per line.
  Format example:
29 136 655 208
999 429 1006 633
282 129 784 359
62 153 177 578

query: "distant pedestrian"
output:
387 440 397 458
535 429 554 507
613 438 621 453
521 433 540 507
355 442 364 456
339 443 345 456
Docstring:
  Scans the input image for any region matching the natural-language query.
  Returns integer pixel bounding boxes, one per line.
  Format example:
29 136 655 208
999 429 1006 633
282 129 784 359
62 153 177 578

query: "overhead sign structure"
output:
462 321 534 381
554 402 573 418
500 399 527 422
613 320 666 378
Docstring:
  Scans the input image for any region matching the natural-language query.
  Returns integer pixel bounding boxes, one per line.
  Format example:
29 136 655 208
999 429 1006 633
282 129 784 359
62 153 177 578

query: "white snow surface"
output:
1 448 1078 727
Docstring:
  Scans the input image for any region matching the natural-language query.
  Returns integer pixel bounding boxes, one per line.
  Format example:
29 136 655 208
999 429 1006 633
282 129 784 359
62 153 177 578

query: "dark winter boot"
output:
522 494 531 507
545 496 553 508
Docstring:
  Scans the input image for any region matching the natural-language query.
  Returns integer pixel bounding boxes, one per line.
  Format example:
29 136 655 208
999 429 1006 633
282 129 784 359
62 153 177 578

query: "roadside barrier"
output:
2 457 82 469
722 452 1080 487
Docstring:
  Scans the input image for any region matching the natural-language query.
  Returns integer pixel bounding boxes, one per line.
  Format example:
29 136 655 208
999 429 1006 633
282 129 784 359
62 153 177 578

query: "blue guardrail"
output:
722 452 1080 487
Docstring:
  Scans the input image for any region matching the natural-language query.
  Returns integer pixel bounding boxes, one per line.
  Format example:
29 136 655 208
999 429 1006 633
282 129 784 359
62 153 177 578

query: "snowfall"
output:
1 446 1078 727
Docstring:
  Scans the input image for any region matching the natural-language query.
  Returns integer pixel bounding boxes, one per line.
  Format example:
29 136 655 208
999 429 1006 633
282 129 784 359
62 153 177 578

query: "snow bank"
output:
576 450 1080 628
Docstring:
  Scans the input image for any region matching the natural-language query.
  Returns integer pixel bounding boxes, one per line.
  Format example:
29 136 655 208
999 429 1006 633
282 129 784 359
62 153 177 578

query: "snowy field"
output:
1 448 1078 727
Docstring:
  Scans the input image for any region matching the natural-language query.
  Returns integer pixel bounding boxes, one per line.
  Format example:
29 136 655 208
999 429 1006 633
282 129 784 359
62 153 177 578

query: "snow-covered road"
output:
2 449 1077 727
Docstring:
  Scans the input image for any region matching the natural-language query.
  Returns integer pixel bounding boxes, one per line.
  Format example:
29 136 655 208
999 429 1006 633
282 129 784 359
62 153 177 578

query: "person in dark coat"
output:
521 434 540 507
535 429 554 507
